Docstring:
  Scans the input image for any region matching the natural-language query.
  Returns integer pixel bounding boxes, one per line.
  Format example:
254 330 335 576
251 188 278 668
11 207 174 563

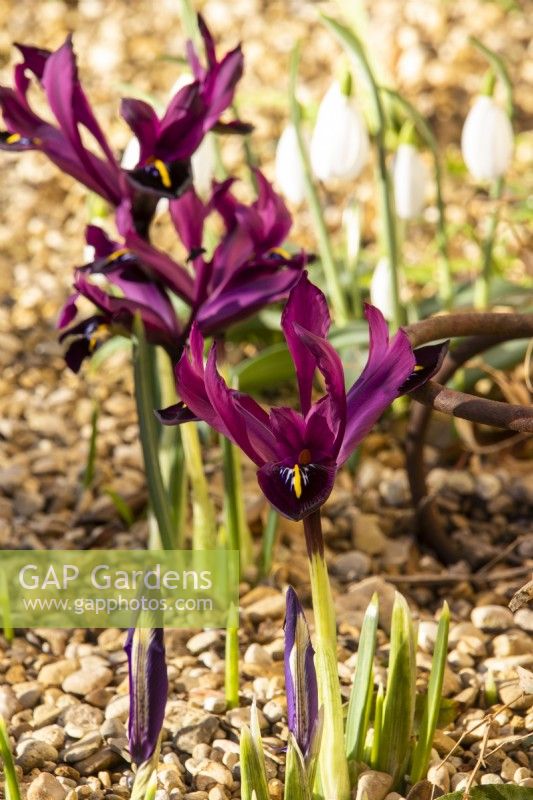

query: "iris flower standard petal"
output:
125 627 168 766
159 272 447 522
0 37 124 205
121 18 248 198
284 586 319 760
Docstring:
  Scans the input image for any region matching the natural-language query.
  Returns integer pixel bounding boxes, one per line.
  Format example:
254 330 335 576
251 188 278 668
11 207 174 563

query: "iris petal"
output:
257 460 336 521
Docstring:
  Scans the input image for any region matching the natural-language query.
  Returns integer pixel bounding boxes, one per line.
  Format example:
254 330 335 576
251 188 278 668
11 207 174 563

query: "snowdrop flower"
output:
370 257 395 321
310 81 369 182
393 143 429 220
191 134 217 198
461 95 513 181
275 124 307 205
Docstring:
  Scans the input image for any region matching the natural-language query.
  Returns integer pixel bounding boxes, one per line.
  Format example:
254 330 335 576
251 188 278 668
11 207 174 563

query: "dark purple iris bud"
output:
124 627 168 766
0 37 125 205
158 272 448 523
284 586 319 760
121 16 249 198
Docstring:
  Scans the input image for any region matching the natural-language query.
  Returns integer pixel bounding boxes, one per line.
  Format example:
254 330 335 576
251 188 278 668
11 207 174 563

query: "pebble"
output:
167 701 219 754
427 764 450 793
62 667 113 695
27 772 67 800
64 732 103 763
244 593 285 622
187 631 221 655
501 757 520 780
203 695 227 714
515 608 533 632
355 770 393 800
471 605 514 632
262 700 284 723
14 681 42 708
30 723 66 749
104 694 130 721
418 620 439 653
61 704 105 736
515 767 531 782
331 550 371 581
226 705 268 732
352 513 388 555
196 759 234 790
492 632 533 657
16 739 59 771
243 643 272 666
474 473 501 499
0 685 22 720
480 774 504 784
451 772 476 790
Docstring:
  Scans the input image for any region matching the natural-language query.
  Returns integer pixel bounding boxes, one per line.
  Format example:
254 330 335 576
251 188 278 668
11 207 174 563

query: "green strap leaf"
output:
132 316 175 551
346 593 379 762
0 715 21 800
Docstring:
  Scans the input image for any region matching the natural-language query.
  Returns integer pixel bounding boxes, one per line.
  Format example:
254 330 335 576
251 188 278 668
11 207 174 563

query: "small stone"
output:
16 739 59 771
501 758 520 780
480 774 503 784
64 732 103 763
244 593 285 622
208 787 227 800
104 694 130 721
519 778 533 788
262 700 284 723
515 608 533 633
187 631 221 655
226 706 268 732
499 682 532 710
196 760 233 790
100 718 126 738
418 621 439 653
61 704 105 736
379 472 409 506
167 701 219 754
75 746 123 775
27 772 67 800
514 767 531 782
244 644 272 667
355 770 393 800
451 772 475 790
13 681 42 708
203 695 227 714
471 605 514 632
332 550 371 581
352 513 388 555
62 667 113 695
0 686 22 720
474 474 501 500
427 764 450 793
31 724 66 749
492 632 533 657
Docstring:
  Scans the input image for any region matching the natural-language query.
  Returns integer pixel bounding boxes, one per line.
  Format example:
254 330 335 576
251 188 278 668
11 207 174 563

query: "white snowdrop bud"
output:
191 135 217 198
461 95 513 181
121 136 140 169
370 257 395 321
310 81 369 182
393 143 429 220
274 124 307 204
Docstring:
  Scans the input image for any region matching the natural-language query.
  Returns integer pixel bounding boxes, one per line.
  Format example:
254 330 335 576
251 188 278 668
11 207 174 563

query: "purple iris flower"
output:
284 586 319 760
158 272 447 523
0 17 248 203
0 38 125 205
121 16 249 198
125 626 168 766
58 225 185 372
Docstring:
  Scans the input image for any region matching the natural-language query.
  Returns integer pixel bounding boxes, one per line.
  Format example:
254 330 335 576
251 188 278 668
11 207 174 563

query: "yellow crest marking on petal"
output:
414 364 424 372
89 323 109 353
107 248 129 263
270 246 291 259
293 464 302 498
151 158 172 189
6 133 21 144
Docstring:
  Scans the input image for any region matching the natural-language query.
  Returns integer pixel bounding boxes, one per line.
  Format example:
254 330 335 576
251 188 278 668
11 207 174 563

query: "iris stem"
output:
303 511 350 800
321 17 405 330
225 602 240 709
289 44 350 327
474 176 504 309
180 422 218 550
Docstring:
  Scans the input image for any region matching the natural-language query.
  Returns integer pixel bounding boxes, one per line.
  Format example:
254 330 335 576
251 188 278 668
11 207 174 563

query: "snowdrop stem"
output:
179 0 202 48
470 37 513 118
321 17 404 330
474 176 504 309
289 45 350 327
382 88 453 308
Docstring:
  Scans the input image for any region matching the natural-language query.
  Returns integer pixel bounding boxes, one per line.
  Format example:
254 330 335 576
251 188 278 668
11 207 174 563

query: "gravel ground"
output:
0 0 532 797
